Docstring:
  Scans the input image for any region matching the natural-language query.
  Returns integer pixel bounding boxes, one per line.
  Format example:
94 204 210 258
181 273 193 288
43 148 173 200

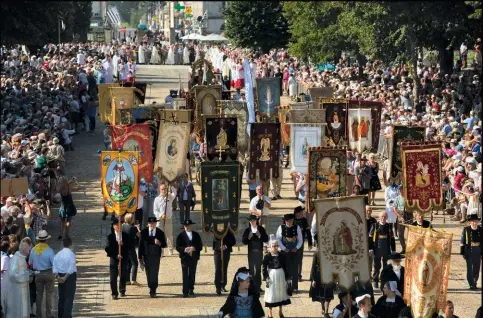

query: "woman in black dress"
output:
309 240 334 317
368 154 382 205
371 281 406 318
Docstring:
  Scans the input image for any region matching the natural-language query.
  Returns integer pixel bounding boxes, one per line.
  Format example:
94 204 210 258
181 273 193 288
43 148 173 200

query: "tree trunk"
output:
438 44 454 75
407 22 419 103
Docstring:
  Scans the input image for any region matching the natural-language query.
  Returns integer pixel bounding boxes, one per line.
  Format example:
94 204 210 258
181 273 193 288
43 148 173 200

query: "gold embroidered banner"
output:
110 87 137 125
315 196 370 291
277 106 291 146
98 83 120 123
404 226 452 318
154 121 190 182
101 151 139 215
401 142 443 212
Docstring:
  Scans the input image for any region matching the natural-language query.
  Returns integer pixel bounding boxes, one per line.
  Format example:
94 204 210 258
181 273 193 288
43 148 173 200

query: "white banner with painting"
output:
154 122 190 182
315 196 370 290
347 108 372 153
290 125 322 173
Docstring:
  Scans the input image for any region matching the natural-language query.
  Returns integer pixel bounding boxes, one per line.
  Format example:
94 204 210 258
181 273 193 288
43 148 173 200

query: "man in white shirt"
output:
153 184 177 254
102 55 114 84
77 50 85 65
53 237 77 318
249 185 271 228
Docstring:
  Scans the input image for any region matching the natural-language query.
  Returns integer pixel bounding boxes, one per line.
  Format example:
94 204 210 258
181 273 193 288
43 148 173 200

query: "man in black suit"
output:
213 230 236 295
177 173 196 223
176 219 203 297
241 215 268 292
105 219 129 299
380 252 405 297
411 211 432 229
138 217 167 298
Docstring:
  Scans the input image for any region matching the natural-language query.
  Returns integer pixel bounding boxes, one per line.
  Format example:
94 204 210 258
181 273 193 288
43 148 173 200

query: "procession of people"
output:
1 16 482 318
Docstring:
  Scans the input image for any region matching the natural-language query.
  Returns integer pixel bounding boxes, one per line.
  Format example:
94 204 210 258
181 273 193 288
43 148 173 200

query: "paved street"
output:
43 65 480 317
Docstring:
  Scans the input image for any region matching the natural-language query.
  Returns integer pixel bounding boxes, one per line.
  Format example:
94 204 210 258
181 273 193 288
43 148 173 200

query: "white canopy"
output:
201 33 229 42
180 33 206 40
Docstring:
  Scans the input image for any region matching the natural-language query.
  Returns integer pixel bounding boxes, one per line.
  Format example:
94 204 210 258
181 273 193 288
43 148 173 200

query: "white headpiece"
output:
388 281 402 296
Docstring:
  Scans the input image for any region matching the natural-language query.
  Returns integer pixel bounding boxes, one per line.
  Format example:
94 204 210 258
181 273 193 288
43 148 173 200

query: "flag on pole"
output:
61 20 65 31
106 6 122 27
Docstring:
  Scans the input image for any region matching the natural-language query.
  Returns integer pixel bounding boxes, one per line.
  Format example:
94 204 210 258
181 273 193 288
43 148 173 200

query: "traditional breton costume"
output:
218 271 265 318
293 206 312 281
352 294 378 318
276 214 303 291
213 231 236 294
380 253 405 297
369 220 395 287
411 218 432 229
332 292 358 318
262 236 291 308
309 252 334 303
242 215 269 291
138 217 167 297
460 214 481 289
371 281 406 317
176 219 203 297
105 220 129 298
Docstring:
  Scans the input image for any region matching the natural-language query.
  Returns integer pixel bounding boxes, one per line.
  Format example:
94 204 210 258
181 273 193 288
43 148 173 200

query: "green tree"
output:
223 1 289 53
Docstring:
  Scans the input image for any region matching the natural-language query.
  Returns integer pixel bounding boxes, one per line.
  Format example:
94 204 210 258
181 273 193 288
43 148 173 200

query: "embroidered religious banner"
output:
101 151 139 215
248 123 281 181
111 123 153 182
172 98 186 109
110 87 138 124
404 226 452 318
401 142 443 212
122 82 147 104
218 100 249 153
204 116 238 162
289 108 327 124
390 125 426 176
347 100 382 153
154 122 190 182
201 162 240 238
98 83 120 123
277 106 291 146
193 85 222 134
309 87 334 108
256 77 281 120
315 196 370 291
290 125 322 173
321 98 348 147
307 147 347 212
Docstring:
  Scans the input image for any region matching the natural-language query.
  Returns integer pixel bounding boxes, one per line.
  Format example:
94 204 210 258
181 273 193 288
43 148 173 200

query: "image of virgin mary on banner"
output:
321 98 347 147
256 77 281 120
248 123 281 181
201 162 240 238
307 147 347 212
390 125 426 176
315 196 370 291
111 123 153 182
101 151 139 215
401 142 443 212
404 226 452 318
204 116 238 161
347 99 382 152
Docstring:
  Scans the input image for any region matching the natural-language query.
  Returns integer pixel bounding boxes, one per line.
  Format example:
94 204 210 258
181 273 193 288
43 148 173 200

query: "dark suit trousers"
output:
179 200 191 222
297 244 305 278
248 250 263 291
283 250 300 290
109 257 128 296
145 255 161 294
214 250 230 289
127 248 138 282
58 273 76 318
181 258 198 295
373 240 389 282
466 247 481 287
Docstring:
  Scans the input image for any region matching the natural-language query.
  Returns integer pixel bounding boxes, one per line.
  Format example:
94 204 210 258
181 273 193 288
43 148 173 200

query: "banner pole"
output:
220 236 224 285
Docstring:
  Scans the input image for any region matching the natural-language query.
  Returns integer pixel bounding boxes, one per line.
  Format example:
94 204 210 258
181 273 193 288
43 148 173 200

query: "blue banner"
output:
244 58 255 136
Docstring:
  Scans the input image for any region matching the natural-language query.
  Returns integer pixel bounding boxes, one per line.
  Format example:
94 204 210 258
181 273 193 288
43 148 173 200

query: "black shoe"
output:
112 295 118 300
58 235 63 240
120 292 126 297
102 215 106 220
276 195 282 199
188 290 194 296
150 293 156 298
271 196 278 201
221 287 228 292
182 294 189 298
216 289 221 295
470 285 477 290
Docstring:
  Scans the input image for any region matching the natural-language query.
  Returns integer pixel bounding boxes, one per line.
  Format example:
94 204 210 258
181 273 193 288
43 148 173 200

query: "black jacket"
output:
177 181 196 202
105 232 130 259
242 226 268 251
219 292 265 318
176 231 203 262
213 231 236 253
138 227 167 260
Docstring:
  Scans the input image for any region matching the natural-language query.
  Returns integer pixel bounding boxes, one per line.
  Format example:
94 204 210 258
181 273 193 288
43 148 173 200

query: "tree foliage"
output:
223 1 289 53
1 1 92 46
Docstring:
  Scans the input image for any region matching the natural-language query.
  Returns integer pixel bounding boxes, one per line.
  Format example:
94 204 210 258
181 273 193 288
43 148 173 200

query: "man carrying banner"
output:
369 211 396 289
242 215 269 292
153 184 177 255
249 185 272 228
276 214 303 294
213 231 236 295
411 211 432 229
460 214 481 290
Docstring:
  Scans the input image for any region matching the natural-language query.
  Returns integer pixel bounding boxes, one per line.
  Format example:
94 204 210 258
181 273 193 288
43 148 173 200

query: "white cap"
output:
388 281 402 297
